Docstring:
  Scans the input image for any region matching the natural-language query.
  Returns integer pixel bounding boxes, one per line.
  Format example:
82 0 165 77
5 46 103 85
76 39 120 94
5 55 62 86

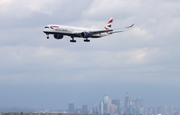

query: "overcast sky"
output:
0 0 180 111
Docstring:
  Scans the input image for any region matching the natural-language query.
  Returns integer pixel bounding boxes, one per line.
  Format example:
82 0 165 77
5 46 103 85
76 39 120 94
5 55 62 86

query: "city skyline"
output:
0 92 179 113
68 94 179 115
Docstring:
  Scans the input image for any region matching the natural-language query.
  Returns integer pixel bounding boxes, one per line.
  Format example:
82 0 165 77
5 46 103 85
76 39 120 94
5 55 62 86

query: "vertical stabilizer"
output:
104 18 113 30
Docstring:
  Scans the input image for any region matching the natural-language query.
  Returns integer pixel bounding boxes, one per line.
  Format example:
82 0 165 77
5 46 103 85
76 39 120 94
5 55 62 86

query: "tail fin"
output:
104 18 113 30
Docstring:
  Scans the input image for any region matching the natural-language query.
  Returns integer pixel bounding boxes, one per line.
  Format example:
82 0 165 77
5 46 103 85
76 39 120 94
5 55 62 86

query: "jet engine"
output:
54 34 63 39
81 32 91 38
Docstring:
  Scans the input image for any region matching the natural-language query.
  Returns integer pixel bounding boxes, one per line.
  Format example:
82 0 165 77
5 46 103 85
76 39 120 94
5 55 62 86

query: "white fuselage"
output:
43 24 110 38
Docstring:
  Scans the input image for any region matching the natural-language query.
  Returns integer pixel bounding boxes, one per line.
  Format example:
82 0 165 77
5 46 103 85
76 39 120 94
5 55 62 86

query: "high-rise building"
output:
153 108 158 115
103 95 111 114
92 103 99 115
119 101 124 115
125 92 130 115
104 102 109 114
112 99 120 115
147 107 153 115
169 106 174 115
104 95 109 103
68 103 74 113
134 97 143 114
158 106 162 114
163 104 167 115
82 105 88 113
129 105 135 115
100 101 104 115
144 107 147 115
139 107 144 115
110 104 117 115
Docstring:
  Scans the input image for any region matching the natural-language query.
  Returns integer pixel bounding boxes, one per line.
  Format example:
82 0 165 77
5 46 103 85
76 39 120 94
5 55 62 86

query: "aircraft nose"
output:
43 29 46 33
43 28 47 33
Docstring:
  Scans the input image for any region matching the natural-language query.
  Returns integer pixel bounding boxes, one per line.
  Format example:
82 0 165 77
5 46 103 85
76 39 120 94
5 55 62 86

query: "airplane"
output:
43 18 134 43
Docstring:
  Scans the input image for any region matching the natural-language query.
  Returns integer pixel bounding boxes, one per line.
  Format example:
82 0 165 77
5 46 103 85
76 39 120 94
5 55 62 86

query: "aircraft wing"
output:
113 24 134 30
89 23 134 34
111 24 134 34
111 31 124 33
89 29 113 34
72 23 134 36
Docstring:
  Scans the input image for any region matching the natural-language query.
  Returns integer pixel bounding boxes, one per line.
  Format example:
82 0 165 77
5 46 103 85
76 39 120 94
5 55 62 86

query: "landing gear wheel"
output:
70 37 76 43
84 39 90 42
70 40 76 43
46 34 49 39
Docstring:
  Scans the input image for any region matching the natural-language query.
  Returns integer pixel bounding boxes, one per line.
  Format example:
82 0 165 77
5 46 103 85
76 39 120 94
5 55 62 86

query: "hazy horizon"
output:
0 83 179 110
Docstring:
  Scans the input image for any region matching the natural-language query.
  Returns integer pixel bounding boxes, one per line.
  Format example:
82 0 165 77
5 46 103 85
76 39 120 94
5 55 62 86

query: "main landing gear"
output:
70 37 76 43
84 38 90 42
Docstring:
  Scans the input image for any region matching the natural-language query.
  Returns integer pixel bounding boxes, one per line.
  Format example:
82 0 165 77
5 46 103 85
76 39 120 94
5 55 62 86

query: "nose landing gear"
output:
46 34 49 39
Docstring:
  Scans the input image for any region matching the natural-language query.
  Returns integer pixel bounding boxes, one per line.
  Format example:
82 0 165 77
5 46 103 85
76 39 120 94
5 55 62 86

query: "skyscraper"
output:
112 99 120 114
125 92 130 115
134 97 143 114
92 103 99 115
100 101 104 115
82 105 88 113
68 103 74 113
169 106 174 115
119 101 124 115
104 95 111 114
162 104 167 115
104 95 109 103
110 104 116 115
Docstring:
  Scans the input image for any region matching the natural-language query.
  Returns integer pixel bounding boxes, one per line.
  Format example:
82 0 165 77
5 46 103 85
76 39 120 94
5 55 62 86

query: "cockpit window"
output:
45 26 49 28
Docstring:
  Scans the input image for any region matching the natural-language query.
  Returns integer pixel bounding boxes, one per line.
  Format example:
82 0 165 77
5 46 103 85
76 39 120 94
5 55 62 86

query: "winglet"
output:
126 24 134 28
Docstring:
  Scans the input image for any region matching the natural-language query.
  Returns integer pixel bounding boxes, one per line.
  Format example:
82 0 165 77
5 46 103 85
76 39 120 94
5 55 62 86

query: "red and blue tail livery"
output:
104 18 113 30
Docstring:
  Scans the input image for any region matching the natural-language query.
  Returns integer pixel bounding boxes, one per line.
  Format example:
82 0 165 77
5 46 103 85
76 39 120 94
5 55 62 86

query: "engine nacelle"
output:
54 34 63 39
81 32 91 38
